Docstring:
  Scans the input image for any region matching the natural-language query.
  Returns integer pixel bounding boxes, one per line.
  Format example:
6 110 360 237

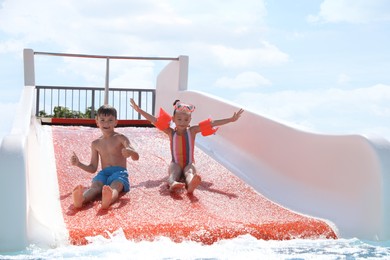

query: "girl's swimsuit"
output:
171 129 194 170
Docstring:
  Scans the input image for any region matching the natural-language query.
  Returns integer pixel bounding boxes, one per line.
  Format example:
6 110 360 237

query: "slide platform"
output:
52 125 337 245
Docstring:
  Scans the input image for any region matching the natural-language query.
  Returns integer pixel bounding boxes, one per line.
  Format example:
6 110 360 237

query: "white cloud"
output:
0 1 82 43
234 84 390 139
337 73 351 85
0 0 268 56
0 0 278 95
0 0 273 90
215 71 271 89
109 61 156 89
210 41 289 68
32 54 164 89
0 39 25 54
308 0 390 24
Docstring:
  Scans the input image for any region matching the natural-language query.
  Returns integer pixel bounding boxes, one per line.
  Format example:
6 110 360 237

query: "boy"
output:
130 98 243 194
71 104 139 209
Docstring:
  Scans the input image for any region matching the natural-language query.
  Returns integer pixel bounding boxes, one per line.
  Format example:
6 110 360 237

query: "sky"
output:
1 0 390 143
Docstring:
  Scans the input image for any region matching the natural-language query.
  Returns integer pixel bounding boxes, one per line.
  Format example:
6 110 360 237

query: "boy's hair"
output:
97 104 117 118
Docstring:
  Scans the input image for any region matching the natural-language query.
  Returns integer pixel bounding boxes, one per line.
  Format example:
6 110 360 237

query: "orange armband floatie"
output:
154 108 172 130
199 118 219 136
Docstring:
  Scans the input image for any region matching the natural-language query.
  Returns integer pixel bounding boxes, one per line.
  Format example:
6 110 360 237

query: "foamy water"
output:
1 230 390 259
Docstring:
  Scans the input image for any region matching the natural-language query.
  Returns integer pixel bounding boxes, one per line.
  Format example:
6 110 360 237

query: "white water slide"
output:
0 49 389 251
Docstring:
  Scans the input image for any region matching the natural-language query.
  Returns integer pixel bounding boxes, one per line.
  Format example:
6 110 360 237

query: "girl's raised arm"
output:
211 108 244 127
130 98 157 123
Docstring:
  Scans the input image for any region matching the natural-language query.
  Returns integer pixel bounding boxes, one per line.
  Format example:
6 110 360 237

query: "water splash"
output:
1 233 390 259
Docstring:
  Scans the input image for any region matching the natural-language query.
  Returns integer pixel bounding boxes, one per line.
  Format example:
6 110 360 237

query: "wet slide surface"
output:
52 126 337 245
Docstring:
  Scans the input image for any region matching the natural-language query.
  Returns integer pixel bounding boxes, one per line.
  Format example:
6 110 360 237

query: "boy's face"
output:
173 111 191 129
96 114 118 133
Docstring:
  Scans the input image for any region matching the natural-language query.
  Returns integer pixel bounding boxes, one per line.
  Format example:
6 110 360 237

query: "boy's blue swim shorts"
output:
92 166 130 192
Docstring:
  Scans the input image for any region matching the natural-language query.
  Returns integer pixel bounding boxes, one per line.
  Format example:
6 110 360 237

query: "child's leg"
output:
101 181 123 209
72 181 103 208
184 164 201 194
168 162 186 191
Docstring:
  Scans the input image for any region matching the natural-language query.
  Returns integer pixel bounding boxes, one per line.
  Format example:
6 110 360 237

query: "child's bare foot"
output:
169 181 186 192
187 174 201 194
72 185 85 208
101 185 113 210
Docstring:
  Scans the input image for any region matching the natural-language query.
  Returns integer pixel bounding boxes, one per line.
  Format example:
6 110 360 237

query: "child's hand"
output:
71 152 79 166
122 148 140 161
231 109 244 122
130 98 140 113
121 148 131 158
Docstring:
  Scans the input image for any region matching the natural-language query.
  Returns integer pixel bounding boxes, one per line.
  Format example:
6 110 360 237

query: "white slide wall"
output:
0 50 68 251
0 86 68 251
0 85 34 250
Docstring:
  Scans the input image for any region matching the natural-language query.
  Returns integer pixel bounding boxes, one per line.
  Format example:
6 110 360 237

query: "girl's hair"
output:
173 99 180 115
97 104 117 118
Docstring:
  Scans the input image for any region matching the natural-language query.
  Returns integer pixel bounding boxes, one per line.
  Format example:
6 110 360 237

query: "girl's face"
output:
173 111 191 130
96 114 117 133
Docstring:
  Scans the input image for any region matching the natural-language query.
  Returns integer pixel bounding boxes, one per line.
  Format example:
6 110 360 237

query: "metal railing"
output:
35 85 155 120
31 51 179 119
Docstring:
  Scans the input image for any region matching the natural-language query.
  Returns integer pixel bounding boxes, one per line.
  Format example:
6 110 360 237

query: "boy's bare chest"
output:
96 137 122 154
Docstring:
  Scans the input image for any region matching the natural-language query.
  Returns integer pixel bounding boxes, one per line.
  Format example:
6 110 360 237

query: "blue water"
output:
1 230 390 259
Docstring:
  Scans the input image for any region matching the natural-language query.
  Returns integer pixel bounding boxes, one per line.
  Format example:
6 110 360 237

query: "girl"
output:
130 98 243 193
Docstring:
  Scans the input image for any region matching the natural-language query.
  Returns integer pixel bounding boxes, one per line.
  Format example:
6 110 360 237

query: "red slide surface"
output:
52 126 337 245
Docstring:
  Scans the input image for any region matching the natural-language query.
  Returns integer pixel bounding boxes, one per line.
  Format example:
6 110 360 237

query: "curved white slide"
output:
0 52 389 251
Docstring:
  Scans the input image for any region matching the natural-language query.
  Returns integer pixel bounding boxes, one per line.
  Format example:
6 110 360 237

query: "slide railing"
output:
30 50 173 119
35 85 155 120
